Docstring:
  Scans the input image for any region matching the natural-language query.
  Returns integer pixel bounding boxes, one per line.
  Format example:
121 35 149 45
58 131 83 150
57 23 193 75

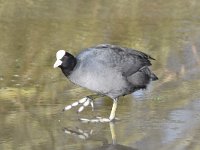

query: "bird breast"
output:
68 60 129 98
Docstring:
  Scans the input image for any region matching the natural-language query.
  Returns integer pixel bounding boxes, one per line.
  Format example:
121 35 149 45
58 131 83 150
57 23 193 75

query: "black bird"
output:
54 44 158 122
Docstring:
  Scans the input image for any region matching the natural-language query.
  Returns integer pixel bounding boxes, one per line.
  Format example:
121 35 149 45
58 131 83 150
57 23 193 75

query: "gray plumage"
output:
64 44 158 99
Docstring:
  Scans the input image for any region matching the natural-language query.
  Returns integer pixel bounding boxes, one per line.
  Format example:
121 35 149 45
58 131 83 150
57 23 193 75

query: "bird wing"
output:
84 44 155 77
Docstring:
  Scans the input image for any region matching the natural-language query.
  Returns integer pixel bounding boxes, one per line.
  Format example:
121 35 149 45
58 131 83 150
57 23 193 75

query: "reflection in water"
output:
63 127 93 140
62 122 137 150
163 99 200 148
164 109 192 144
95 144 137 150
1 0 200 149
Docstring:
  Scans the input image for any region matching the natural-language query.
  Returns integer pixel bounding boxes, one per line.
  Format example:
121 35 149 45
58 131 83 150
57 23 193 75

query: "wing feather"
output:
81 44 155 77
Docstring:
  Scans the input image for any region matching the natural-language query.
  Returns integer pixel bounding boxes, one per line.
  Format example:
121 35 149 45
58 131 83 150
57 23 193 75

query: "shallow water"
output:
0 0 200 150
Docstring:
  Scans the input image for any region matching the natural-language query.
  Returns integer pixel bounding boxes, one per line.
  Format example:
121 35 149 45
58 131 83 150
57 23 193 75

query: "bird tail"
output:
150 73 158 81
139 66 158 81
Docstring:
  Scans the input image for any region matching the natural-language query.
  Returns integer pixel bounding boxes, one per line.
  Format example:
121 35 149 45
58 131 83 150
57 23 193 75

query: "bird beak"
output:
53 59 62 68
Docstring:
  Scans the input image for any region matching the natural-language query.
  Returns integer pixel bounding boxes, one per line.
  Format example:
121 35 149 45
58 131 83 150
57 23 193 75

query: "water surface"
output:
0 0 200 150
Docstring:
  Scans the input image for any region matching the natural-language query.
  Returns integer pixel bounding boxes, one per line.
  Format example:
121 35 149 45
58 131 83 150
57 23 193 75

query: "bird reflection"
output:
63 122 137 150
63 127 93 140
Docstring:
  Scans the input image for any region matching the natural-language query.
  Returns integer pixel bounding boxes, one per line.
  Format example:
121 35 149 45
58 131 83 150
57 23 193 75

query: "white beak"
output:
53 59 62 68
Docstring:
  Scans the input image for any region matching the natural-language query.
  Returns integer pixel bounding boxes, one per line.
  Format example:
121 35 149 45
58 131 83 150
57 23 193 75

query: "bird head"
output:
53 50 77 76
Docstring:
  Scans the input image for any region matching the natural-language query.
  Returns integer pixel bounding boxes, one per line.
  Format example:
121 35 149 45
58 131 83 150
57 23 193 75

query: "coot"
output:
54 44 158 122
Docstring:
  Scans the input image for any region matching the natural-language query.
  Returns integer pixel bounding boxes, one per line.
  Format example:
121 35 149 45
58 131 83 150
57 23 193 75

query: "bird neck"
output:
60 55 77 76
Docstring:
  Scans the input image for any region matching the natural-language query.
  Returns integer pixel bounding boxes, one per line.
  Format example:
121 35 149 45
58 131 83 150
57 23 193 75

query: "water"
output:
0 0 200 150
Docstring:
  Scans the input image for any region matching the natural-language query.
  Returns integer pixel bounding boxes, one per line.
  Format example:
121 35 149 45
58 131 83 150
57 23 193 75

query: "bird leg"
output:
79 98 119 123
109 98 118 121
63 95 102 113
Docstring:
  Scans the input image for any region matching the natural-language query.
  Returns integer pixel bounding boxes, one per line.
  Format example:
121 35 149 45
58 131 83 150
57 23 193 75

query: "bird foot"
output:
79 117 120 123
63 96 94 113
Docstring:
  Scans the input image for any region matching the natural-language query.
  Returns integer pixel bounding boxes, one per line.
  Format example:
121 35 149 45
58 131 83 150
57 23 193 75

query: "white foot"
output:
63 96 94 113
79 117 120 123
